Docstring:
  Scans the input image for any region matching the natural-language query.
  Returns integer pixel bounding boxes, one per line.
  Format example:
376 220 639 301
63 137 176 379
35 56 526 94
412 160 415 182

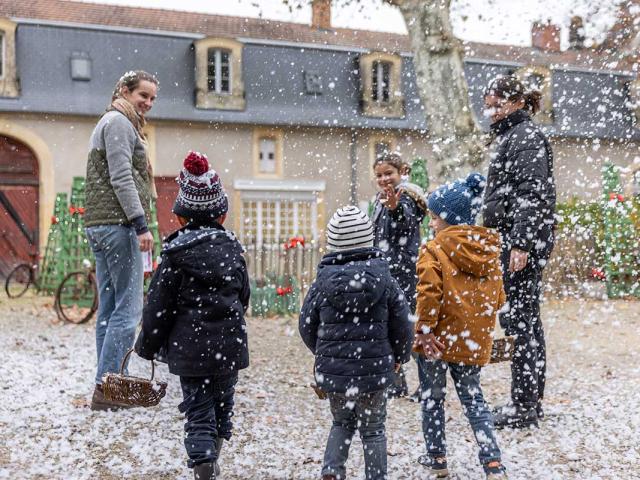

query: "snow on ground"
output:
0 294 639 479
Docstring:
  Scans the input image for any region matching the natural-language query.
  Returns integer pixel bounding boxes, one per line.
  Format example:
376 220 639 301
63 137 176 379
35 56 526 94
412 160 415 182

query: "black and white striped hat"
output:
326 206 375 252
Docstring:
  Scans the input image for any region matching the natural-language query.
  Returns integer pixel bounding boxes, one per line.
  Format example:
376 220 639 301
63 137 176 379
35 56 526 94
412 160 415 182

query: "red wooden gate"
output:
0 136 39 277
155 176 180 239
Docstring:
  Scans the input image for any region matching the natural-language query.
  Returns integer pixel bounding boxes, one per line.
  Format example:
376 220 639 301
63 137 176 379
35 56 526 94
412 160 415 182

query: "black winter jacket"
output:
298 248 412 394
372 192 425 309
135 222 250 377
483 110 556 259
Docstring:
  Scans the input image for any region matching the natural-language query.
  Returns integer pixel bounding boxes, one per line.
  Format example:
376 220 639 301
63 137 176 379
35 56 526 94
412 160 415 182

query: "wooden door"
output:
154 176 180 239
0 136 39 277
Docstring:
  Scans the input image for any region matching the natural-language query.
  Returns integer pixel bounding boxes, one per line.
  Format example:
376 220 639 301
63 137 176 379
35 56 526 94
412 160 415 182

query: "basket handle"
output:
120 348 155 381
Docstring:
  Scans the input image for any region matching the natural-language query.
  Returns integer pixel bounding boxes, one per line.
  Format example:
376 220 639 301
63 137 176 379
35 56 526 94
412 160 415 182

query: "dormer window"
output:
207 49 231 94
360 52 404 118
0 18 19 97
194 38 245 110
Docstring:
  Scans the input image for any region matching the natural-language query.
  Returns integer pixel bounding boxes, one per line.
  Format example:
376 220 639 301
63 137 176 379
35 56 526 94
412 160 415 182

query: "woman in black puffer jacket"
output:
483 75 556 429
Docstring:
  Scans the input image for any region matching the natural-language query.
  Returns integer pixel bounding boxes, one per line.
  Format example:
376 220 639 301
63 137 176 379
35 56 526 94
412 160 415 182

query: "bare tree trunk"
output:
388 0 484 179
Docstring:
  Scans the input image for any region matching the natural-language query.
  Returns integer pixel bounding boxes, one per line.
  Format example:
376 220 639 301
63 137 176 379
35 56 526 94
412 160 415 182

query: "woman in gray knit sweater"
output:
84 70 158 411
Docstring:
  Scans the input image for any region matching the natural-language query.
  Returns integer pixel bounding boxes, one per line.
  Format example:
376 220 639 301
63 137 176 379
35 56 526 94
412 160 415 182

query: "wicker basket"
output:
102 349 167 407
490 336 515 364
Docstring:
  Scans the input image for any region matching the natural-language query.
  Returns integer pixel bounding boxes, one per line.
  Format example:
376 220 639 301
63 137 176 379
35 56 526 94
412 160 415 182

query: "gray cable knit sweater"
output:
84 110 152 233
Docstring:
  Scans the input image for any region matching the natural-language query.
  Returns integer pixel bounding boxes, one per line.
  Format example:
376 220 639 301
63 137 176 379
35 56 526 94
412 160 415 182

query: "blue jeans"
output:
86 225 143 385
179 373 238 468
323 390 387 480
417 358 501 466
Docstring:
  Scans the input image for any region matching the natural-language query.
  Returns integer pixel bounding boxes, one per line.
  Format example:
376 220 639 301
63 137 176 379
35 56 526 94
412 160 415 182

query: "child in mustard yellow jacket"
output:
413 173 508 480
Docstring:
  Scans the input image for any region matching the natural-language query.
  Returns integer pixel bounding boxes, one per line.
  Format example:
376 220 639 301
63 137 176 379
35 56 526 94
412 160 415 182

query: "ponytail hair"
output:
484 75 541 116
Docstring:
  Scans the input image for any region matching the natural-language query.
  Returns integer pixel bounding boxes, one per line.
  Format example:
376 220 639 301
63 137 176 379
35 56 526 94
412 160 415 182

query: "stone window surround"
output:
0 18 19 98
194 37 245 111
252 128 284 178
514 65 553 125
360 51 404 119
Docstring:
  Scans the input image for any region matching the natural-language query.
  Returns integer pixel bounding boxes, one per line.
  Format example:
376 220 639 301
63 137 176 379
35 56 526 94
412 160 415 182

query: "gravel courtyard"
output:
0 294 639 479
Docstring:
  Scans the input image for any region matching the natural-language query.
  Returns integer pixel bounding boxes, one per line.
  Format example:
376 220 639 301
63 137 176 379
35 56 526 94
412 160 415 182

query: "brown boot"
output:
90 384 138 411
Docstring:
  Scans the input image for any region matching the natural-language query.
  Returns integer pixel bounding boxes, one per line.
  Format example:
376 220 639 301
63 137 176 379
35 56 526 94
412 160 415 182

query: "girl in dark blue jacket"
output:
371 153 426 397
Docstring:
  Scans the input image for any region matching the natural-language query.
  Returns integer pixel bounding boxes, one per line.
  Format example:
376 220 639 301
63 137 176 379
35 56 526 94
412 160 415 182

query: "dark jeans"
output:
179 373 238 468
322 390 387 480
417 358 502 465
500 248 547 409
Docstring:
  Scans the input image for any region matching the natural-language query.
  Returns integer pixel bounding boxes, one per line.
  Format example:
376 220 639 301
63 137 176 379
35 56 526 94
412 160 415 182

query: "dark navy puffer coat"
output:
298 248 412 395
372 192 425 311
135 222 250 377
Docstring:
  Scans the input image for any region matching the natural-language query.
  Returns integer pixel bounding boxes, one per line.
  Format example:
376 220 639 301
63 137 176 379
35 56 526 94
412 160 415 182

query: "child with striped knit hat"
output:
299 206 413 480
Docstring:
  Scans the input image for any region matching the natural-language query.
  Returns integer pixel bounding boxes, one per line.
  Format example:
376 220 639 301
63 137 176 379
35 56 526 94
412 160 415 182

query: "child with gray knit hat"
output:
299 206 413 480
135 151 249 480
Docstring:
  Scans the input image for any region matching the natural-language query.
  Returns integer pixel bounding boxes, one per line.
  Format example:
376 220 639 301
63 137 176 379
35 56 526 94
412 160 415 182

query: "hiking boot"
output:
493 404 538 429
483 461 508 479
418 455 449 478
213 438 224 476
194 462 215 480
90 385 138 412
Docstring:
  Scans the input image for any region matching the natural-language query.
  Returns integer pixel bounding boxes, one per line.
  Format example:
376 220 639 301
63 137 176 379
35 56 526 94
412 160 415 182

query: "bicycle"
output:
55 260 98 324
4 262 38 298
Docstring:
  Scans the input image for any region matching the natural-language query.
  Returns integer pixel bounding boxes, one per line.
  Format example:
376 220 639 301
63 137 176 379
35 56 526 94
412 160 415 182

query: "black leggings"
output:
500 249 546 409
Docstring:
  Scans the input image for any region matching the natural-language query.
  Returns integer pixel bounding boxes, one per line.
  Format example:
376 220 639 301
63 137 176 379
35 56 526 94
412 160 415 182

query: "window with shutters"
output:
515 65 553 125
253 129 283 178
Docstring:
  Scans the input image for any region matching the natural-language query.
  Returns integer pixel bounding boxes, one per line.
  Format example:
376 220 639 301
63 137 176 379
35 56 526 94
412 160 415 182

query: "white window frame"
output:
372 61 390 104
258 137 277 174
207 49 232 95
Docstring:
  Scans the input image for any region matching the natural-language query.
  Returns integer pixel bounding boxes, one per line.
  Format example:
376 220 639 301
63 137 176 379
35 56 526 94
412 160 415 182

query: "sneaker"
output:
409 388 422 403
418 455 449 478
483 461 507 479
90 385 138 411
493 404 538 429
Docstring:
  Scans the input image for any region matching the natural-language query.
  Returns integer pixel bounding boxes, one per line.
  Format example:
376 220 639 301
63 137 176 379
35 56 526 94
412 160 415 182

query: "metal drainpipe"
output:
349 129 358 205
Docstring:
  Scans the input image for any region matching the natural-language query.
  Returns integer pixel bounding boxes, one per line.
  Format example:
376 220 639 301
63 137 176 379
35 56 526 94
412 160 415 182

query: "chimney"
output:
312 0 331 30
532 19 561 52
569 16 586 49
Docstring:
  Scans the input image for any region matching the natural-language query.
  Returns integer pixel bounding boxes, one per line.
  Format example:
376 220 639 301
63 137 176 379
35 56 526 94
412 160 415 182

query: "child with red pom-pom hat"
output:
135 151 250 480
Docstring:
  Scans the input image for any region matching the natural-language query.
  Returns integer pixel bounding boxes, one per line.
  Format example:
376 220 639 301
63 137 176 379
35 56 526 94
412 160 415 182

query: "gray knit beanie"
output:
326 206 374 252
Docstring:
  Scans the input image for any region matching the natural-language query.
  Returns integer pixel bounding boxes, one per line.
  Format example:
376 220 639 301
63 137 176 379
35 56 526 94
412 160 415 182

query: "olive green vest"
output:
84 148 152 227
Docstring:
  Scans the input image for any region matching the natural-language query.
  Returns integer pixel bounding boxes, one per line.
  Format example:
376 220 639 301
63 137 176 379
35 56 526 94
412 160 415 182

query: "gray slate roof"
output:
0 21 638 141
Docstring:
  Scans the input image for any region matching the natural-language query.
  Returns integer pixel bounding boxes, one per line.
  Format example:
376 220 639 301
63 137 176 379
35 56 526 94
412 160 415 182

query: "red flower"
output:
51 216 58 225
591 268 606 281
183 151 210 176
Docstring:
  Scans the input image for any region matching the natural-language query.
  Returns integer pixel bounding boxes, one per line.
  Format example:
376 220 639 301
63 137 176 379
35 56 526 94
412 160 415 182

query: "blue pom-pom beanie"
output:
427 172 486 225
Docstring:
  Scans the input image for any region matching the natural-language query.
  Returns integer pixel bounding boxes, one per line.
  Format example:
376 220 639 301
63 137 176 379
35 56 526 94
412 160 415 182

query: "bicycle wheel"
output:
55 271 98 324
5 264 33 298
